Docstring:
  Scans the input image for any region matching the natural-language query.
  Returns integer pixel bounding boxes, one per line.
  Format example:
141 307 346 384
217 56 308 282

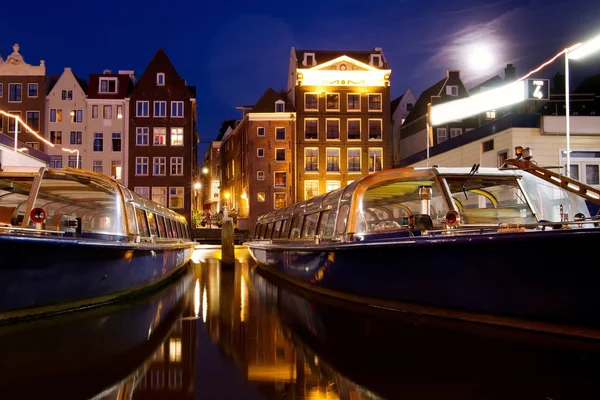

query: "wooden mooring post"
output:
221 216 235 265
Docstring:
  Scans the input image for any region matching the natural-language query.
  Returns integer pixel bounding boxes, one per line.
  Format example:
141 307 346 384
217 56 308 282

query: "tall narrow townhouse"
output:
287 48 392 201
128 49 198 224
220 88 295 231
45 67 87 168
0 44 47 152
86 70 135 184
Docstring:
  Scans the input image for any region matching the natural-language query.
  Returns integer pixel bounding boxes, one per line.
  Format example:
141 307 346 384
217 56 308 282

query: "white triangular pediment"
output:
307 56 379 72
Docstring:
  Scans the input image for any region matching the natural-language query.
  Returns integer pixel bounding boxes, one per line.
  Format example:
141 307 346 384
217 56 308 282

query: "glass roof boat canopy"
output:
254 166 595 241
0 168 188 240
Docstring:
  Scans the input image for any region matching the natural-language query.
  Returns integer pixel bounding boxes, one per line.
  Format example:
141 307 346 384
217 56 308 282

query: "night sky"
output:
2 0 600 159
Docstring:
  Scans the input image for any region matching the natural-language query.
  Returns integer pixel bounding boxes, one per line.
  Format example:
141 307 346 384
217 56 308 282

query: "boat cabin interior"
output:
0 168 190 243
253 166 594 242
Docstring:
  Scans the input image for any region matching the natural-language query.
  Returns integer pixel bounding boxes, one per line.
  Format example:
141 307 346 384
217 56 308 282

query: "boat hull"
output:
0 233 194 322
248 228 600 331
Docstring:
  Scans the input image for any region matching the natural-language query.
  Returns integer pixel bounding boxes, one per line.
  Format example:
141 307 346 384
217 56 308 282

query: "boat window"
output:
273 220 282 238
302 213 320 238
253 224 260 239
445 176 536 225
281 218 290 238
126 203 137 234
176 222 183 238
147 212 159 237
172 220 180 238
289 216 303 238
335 204 350 236
136 208 151 237
318 210 337 238
265 223 273 239
359 176 446 233
156 215 167 238
164 218 172 238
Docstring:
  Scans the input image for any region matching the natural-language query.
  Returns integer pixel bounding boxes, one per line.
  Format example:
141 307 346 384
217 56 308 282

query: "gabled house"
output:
220 88 295 231
390 87 416 165
45 67 87 169
287 47 392 201
128 48 198 224
398 70 477 162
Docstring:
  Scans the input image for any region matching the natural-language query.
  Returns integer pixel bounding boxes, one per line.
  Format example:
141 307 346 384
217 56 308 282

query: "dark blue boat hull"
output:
0 234 194 321
249 228 600 330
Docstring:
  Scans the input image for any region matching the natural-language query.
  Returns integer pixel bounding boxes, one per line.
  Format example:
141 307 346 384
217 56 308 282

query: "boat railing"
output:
0 225 67 236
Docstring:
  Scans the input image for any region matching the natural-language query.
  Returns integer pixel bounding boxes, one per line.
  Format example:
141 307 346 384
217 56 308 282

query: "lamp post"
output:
194 182 201 212
564 34 600 176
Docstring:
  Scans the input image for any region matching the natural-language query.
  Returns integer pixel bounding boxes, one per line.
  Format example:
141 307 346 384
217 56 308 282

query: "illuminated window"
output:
26 142 39 150
326 181 340 192
326 148 340 172
171 128 183 146
486 110 496 119
304 181 319 200
26 111 40 131
305 148 318 172
347 93 360 111
368 120 382 140
348 148 361 172
154 127 166 145
169 187 184 208
446 85 458 96
437 128 447 143
274 193 286 209
136 127 149 146
326 119 339 140
50 108 62 123
134 186 150 199
274 172 287 188
170 157 183 175
305 119 318 140
136 157 149 175
257 192 265 202
99 78 117 94
368 148 382 172
157 73 165 86
347 120 361 140
28 83 38 98
275 148 286 162
257 127 265 136
136 101 149 117
368 94 382 111
111 160 122 180
169 338 182 362
450 128 462 138
257 148 264 157
154 101 167 117
257 171 265 180
153 157 166 175
276 127 286 141
326 94 339 111
92 160 103 173
305 93 318 110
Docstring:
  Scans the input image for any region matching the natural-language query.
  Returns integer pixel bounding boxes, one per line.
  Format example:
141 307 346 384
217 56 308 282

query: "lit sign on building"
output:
526 79 549 100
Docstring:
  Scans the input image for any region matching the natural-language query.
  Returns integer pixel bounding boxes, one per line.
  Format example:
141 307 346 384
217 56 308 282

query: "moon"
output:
468 44 495 71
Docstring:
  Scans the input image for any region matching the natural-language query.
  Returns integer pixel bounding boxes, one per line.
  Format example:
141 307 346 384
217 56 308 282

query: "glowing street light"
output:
564 33 600 176
194 182 201 190
202 167 209 174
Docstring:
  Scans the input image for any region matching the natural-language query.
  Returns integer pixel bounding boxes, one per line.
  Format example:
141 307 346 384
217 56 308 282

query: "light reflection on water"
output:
2 247 600 399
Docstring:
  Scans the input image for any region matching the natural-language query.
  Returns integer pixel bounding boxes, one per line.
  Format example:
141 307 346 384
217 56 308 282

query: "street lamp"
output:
202 167 209 174
564 33 600 176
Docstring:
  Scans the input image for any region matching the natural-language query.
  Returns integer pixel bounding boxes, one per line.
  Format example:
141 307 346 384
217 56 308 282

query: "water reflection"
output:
3 251 600 399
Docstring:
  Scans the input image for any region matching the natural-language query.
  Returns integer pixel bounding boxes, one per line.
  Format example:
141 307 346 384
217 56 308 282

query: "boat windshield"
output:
0 171 125 236
444 175 537 225
519 172 591 221
357 174 448 234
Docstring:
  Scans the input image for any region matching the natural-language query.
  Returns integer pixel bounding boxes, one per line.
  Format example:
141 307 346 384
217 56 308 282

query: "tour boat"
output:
0 167 195 322
246 147 600 334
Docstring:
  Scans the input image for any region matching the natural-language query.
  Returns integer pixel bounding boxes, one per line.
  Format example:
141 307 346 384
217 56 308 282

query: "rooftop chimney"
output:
504 64 516 81
103 69 112 74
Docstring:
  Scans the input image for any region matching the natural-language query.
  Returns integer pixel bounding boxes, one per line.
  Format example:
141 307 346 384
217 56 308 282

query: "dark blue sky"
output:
2 0 600 159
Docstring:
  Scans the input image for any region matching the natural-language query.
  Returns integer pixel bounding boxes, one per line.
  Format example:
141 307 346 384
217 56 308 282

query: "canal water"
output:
1 246 600 399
